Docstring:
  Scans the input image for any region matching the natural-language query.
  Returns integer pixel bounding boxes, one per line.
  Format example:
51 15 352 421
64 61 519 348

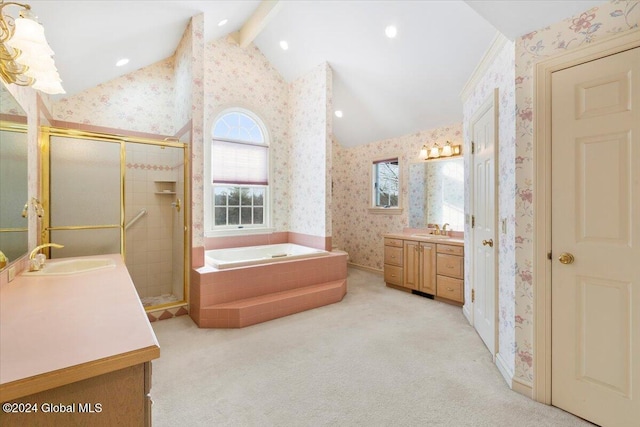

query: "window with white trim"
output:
210 110 269 231
372 158 399 208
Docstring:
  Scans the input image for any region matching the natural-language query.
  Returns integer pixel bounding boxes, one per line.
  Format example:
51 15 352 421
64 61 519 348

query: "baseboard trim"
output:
462 304 472 324
347 262 383 275
512 376 534 399
495 352 514 388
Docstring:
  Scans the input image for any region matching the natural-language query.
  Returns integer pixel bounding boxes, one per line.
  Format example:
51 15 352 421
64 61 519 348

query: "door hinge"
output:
471 141 475 154
471 289 475 303
471 215 475 228
547 251 552 260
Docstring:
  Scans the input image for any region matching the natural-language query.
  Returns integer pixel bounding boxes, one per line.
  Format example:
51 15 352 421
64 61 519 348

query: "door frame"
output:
468 89 499 356
533 28 640 404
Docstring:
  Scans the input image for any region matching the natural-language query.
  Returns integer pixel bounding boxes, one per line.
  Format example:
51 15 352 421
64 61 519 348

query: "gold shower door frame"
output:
40 126 190 312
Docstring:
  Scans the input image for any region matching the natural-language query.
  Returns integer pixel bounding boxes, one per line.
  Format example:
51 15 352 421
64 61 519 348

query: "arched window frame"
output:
204 108 273 236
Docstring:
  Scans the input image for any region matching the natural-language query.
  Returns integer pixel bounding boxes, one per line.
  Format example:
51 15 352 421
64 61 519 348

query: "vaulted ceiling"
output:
26 0 604 147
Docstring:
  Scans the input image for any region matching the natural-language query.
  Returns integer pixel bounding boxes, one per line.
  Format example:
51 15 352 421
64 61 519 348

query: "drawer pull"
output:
391 274 396 277
447 287 454 291
447 265 454 269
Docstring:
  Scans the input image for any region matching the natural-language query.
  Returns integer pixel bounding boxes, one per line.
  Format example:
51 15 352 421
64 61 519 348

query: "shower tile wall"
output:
125 143 179 300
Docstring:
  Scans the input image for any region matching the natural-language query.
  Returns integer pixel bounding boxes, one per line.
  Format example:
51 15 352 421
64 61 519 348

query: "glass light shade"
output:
441 144 453 157
32 77 65 94
17 52 57 73
6 37 54 57
429 146 440 158
419 145 428 160
9 17 48 44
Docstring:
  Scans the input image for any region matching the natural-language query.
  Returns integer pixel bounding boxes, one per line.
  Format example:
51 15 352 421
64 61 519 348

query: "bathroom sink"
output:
23 258 116 276
411 234 450 239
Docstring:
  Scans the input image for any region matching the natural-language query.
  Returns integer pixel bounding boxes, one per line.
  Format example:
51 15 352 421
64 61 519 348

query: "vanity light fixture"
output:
421 141 462 160
0 0 65 94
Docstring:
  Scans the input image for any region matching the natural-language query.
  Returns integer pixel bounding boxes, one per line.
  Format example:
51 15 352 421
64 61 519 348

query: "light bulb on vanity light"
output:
429 145 440 159
419 145 428 160
441 141 453 157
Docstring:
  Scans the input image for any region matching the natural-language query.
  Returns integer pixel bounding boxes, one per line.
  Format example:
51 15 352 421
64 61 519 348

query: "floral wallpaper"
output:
174 18 193 133
203 36 290 234
462 37 517 379
332 123 463 269
288 62 332 237
52 59 177 136
513 0 638 385
186 14 205 249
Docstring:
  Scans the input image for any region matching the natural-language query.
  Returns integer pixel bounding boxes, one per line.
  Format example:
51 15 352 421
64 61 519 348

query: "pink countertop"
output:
0 254 159 401
383 232 465 246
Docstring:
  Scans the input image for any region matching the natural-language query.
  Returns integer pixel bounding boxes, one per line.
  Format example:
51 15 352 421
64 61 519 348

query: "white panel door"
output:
551 47 639 427
472 96 496 355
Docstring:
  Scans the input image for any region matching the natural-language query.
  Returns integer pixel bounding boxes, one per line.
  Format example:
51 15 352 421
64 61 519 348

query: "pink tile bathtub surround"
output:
191 251 347 328
204 232 289 251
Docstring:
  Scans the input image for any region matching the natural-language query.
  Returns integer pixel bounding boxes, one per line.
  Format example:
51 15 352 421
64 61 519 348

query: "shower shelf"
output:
154 180 176 195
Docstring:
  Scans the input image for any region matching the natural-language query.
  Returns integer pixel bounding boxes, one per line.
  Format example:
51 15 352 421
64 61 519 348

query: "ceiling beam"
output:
230 0 282 49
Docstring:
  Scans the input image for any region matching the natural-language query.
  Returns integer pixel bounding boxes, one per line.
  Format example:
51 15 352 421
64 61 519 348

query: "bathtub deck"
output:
199 280 346 328
190 251 348 328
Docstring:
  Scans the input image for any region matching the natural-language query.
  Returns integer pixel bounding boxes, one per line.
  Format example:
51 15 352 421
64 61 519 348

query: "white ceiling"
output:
24 0 604 147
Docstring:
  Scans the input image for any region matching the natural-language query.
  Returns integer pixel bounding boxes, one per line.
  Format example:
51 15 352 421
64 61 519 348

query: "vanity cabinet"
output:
403 240 436 294
383 236 464 306
383 238 403 286
436 244 464 305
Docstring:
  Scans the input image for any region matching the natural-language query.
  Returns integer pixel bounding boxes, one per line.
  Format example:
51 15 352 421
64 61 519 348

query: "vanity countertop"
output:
384 232 464 246
0 254 159 402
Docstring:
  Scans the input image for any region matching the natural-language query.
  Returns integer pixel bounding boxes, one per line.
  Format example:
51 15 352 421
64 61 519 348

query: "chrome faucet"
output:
442 223 450 236
29 243 64 271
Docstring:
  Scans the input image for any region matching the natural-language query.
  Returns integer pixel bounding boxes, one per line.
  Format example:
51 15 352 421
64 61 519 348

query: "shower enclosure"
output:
40 127 189 310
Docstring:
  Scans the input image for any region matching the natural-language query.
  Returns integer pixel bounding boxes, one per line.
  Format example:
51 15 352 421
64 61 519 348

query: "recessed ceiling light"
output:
115 58 129 67
335 110 343 118
279 40 289 50
218 19 228 27
385 25 397 39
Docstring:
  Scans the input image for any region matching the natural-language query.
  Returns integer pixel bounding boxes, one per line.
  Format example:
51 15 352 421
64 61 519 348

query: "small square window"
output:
372 158 399 208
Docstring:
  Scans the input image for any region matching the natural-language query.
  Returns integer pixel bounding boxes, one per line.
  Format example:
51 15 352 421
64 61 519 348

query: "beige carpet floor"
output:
151 268 592 427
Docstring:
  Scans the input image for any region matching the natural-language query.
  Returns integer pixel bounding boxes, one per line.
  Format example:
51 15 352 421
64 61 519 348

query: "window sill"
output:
204 227 276 238
368 207 403 215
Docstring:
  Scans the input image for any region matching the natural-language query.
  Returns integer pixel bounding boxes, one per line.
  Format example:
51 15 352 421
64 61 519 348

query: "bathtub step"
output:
200 279 347 328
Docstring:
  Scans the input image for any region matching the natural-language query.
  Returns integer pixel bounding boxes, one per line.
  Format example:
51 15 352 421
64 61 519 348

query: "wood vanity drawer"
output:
437 244 463 256
384 264 403 286
436 253 463 279
384 238 404 248
384 246 403 266
437 275 463 302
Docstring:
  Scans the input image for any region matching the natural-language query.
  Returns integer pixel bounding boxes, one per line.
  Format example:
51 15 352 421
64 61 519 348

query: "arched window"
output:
209 109 270 231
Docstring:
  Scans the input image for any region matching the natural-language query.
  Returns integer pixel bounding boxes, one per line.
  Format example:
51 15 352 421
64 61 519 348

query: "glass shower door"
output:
46 135 122 258
124 142 185 307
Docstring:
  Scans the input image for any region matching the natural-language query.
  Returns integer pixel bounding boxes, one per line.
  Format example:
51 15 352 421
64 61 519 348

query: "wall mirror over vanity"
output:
385 156 465 306
408 157 464 231
0 84 28 269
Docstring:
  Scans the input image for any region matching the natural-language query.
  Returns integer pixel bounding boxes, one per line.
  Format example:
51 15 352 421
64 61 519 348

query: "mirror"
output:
409 158 464 231
0 84 28 269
